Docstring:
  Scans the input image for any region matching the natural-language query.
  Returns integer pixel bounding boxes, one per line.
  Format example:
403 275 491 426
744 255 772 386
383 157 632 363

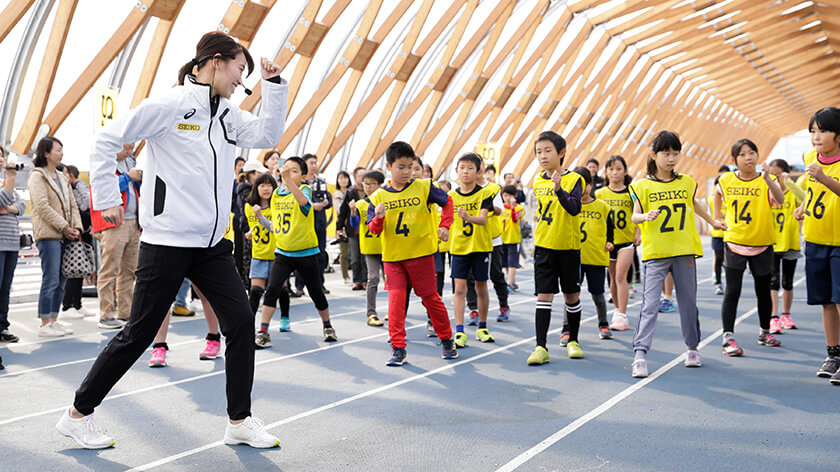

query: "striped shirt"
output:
0 188 25 252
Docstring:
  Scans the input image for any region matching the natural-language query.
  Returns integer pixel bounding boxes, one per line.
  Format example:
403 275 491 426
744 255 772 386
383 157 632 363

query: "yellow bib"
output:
368 179 437 262
501 205 523 245
534 171 583 250
483 182 503 239
630 175 703 261
449 186 493 255
270 184 318 253
707 194 725 238
771 188 801 252
436 206 450 252
245 203 276 260
223 212 235 242
595 186 636 245
355 199 382 255
802 150 840 246
718 172 777 247
580 199 610 266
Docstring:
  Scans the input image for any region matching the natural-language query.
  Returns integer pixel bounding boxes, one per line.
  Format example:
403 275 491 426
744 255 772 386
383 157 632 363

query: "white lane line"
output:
495 275 807 472
132 309 587 471
0 296 534 427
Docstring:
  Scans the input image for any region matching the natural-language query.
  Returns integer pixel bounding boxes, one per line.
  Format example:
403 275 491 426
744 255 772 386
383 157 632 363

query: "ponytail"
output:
177 31 254 85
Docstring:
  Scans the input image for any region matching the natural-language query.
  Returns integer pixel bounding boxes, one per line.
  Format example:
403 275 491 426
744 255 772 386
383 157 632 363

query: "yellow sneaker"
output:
454 332 468 348
567 341 584 359
172 305 195 317
527 346 549 365
475 328 495 343
367 314 384 326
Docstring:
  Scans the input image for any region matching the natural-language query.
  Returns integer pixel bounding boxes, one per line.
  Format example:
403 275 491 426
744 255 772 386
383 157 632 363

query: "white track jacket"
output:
90 75 288 247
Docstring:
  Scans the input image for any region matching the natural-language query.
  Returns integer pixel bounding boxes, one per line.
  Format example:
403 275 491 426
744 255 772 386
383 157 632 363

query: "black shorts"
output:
451 252 490 281
534 246 581 294
609 242 634 261
501 243 520 268
723 244 774 277
805 243 840 305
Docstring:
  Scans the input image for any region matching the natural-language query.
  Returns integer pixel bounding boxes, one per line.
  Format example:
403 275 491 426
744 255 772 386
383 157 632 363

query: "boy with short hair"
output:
449 153 496 348
259 157 337 344
527 131 584 365
501 185 524 298
350 170 386 326
367 142 457 366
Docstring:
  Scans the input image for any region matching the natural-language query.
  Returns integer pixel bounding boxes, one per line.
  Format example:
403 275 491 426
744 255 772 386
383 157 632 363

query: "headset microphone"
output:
244 87 252 96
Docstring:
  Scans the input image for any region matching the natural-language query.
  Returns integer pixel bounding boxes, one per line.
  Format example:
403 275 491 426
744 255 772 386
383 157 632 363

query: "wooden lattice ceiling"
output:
1 0 837 188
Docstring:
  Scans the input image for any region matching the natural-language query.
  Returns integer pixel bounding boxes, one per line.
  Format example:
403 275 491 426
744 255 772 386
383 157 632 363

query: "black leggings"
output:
722 266 772 332
770 254 797 291
265 253 328 312
714 248 724 285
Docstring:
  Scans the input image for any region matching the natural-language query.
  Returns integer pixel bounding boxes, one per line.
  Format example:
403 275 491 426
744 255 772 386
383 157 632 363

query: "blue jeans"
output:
175 278 191 307
0 251 18 331
36 240 66 319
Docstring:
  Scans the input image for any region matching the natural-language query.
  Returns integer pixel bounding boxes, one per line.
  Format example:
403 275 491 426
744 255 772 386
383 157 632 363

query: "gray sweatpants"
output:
633 255 701 353
365 254 384 316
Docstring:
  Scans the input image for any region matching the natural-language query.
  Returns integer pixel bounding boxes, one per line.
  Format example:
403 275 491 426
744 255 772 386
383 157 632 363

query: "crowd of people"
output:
0 31 836 455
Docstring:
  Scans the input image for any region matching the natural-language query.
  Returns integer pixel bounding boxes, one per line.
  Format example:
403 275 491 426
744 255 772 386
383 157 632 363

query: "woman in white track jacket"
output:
56 31 288 450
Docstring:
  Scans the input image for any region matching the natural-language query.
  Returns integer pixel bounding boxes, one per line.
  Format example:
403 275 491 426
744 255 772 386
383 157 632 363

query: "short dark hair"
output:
768 159 791 173
809 107 840 135
353 166 366 176
364 170 385 185
647 131 681 178
286 156 307 176
235 156 246 165
246 172 278 206
534 131 566 154
456 152 482 171
573 166 592 185
502 184 517 196
731 138 758 160
503 172 514 179
718 164 731 173
586 158 599 166
302 153 317 163
485 164 496 174
34 136 63 168
65 165 80 178
385 141 415 164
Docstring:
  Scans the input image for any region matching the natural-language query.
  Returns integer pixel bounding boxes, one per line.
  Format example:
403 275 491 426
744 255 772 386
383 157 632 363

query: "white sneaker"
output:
56 409 115 449
609 312 630 331
59 308 84 319
77 306 95 317
684 350 702 367
52 320 74 335
188 299 204 313
38 322 65 337
223 416 280 448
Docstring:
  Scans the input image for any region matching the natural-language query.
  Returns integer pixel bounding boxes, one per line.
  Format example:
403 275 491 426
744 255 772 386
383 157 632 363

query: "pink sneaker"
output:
199 340 221 360
780 313 797 330
769 317 782 335
610 312 630 331
149 347 167 367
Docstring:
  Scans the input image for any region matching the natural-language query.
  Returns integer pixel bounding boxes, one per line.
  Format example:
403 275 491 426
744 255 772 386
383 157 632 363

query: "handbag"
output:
61 240 95 278
19 233 33 248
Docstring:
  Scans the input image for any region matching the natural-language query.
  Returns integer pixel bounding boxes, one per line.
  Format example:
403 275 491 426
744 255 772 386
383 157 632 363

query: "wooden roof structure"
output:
1 0 836 189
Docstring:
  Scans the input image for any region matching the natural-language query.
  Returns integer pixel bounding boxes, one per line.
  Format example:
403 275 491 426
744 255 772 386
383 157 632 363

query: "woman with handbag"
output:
0 145 25 345
27 136 83 337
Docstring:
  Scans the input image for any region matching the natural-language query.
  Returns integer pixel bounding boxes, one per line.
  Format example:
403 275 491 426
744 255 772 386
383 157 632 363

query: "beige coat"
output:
27 167 82 242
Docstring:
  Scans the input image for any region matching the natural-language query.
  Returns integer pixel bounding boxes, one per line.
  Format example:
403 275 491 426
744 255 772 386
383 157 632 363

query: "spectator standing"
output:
333 170 352 284
337 166 368 290
28 136 83 337
60 165 94 318
91 143 141 329
0 145 24 343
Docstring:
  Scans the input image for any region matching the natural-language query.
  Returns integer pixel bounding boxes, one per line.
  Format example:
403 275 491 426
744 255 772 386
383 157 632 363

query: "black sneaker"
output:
441 338 458 360
817 357 840 378
386 347 407 366
323 326 337 342
0 330 19 343
0 354 4 370
426 320 436 338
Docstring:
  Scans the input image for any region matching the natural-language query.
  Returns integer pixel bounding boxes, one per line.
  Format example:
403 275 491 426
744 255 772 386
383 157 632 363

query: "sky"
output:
0 0 809 185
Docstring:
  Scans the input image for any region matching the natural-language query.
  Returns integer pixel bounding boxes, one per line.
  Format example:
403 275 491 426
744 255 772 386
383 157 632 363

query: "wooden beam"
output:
130 1 187 108
0 0 35 45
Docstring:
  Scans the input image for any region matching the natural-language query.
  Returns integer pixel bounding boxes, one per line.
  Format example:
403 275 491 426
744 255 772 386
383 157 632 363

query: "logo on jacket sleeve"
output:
183 108 196 119
177 123 201 131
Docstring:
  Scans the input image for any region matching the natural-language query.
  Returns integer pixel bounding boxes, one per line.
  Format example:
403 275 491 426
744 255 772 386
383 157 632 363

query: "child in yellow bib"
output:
478 164 513 323
527 131 585 366
767 159 806 332
243 173 289 329
349 170 385 327
793 107 840 382
562 167 613 343
629 131 724 378
595 155 639 332
714 139 785 355
259 157 337 347
500 185 524 295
